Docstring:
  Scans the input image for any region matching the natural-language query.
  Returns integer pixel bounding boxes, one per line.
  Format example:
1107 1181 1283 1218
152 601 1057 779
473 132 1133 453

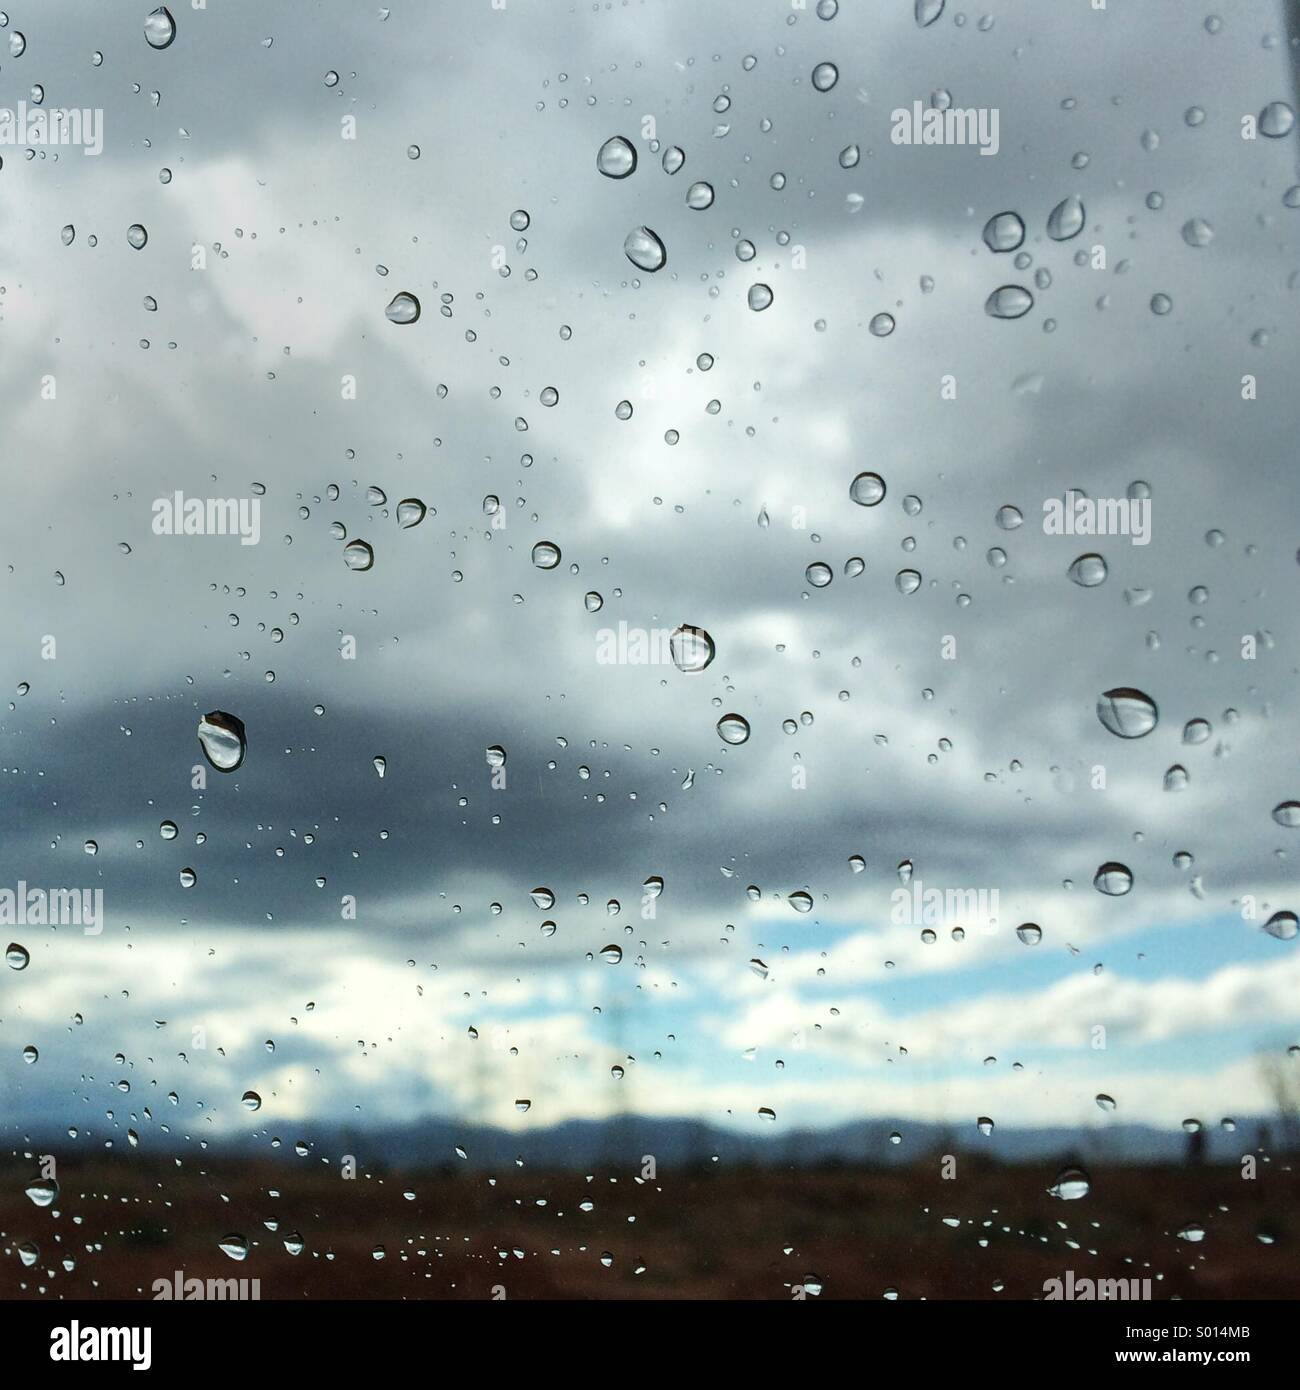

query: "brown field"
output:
2 1155 1296 1300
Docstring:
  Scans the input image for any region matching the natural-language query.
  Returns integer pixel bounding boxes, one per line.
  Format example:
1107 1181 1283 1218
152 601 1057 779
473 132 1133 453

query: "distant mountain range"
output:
17 1113 1281 1169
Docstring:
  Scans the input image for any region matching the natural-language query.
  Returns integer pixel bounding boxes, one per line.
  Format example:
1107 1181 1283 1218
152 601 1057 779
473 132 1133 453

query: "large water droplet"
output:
850 471 886 506
985 285 1034 319
717 713 751 745
789 891 814 913
1093 862 1133 896
1260 101 1296 138
1046 195 1086 240
1271 801 1300 827
982 211 1025 252
218 1234 249 1261
144 6 176 49
748 283 774 312
25 1178 58 1207
1263 911 1298 941
596 135 637 178
397 498 426 528
1096 688 1158 738
6 942 30 970
531 541 561 569
1068 553 1108 587
805 562 833 588
624 226 667 272
669 624 715 673
197 711 246 772
343 539 374 571
1181 217 1214 248
811 62 839 92
686 181 715 210
1048 1166 1091 1200
385 292 420 324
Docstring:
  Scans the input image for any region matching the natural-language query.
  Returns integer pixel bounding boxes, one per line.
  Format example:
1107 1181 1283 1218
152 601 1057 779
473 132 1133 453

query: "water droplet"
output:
789 891 814 913
373 756 386 778
748 283 774 312
600 944 623 964
127 224 149 250
241 1091 262 1111
662 146 685 175
869 312 896 337
596 135 637 178
343 539 374 571
850 471 886 506
686 181 715 210
385 292 420 324
985 285 1034 319
1093 862 1133 896
1163 764 1189 793
982 211 1025 252
1271 801 1300 827
1095 1094 1117 1112
531 541 561 569
25 1178 57 1206
218 1234 249 1261
1181 216 1214 248
1046 195 1086 240
811 62 839 92
1096 688 1158 739
1068 553 1107 587
717 713 751 745
144 7 176 49
530 887 555 909
669 624 715 673
916 0 945 25
1016 923 1042 945
1260 101 1296 138
805 562 833 588
895 569 921 595
624 226 667 272
7 942 30 970
1048 1166 1090 1200
397 498 426 528
197 710 246 772
1263 911 1298 941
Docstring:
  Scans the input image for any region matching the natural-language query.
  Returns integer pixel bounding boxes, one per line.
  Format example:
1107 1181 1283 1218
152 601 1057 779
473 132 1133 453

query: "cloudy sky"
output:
2 0 1299 1160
